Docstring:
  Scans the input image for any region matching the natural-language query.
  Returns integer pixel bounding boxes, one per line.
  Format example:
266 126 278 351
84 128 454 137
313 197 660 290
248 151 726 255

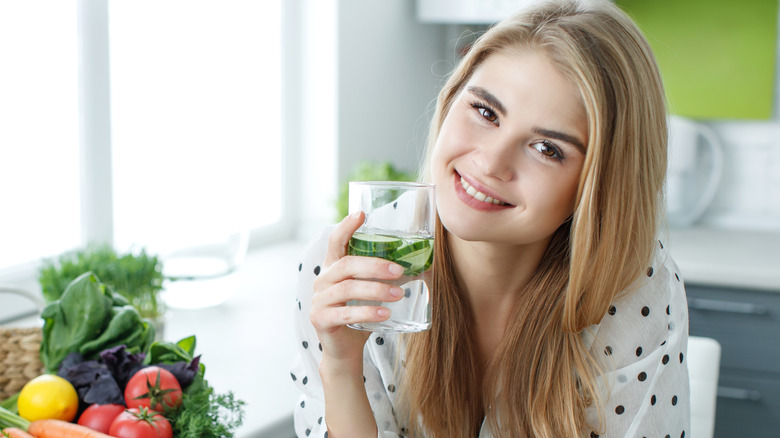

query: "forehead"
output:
464 50 587 136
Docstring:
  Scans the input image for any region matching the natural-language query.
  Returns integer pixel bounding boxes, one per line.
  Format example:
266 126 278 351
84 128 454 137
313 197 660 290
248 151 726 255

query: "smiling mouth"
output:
459 177 512 206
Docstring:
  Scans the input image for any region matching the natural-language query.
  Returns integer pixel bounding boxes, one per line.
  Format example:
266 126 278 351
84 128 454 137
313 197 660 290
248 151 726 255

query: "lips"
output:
453 172 514 210
460 177 510 205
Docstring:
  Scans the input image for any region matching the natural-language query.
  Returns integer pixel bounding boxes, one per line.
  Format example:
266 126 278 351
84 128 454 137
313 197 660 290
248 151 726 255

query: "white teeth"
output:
460 177 507 205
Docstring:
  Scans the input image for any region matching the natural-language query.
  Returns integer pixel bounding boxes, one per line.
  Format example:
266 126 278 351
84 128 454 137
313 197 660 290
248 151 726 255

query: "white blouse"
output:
290 227 690 437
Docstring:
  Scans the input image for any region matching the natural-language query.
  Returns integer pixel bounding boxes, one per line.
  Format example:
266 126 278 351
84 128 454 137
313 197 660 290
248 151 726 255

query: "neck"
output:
447 233 551 363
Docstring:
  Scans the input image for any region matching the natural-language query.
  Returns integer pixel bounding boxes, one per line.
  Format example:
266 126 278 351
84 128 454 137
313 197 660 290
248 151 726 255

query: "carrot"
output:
2 427 35 438
27 420 113 438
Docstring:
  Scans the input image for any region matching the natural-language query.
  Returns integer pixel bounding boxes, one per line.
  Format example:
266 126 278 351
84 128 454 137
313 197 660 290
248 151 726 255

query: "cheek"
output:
543 171 580 218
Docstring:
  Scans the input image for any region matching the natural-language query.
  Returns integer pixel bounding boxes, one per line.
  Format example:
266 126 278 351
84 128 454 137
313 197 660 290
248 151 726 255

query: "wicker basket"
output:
0 326 45 400
1 286 46 400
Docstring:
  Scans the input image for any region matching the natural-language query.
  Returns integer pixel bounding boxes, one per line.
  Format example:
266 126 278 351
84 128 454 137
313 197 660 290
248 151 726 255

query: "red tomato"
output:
124 366 182 411
77 403 126 434
109 407 172 438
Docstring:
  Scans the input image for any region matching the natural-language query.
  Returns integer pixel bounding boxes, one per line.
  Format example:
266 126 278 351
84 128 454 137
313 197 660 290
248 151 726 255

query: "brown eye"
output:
532 140 563 160
477 107 498 123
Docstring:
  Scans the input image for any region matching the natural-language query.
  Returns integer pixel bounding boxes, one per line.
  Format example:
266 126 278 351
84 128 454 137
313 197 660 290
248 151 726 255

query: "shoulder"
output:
583 238 690 435
585 237 688 369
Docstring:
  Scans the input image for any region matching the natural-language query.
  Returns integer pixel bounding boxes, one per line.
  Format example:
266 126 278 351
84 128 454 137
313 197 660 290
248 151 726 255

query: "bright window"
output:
0 1 81 269
0 0 287 272
109 0 283 255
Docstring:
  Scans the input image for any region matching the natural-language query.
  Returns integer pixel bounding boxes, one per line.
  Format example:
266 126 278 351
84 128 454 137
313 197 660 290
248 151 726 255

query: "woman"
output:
291 0 689 436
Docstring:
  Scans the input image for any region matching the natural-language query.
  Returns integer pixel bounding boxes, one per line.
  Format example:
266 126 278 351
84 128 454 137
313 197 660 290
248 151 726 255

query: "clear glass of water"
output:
346 181 435 333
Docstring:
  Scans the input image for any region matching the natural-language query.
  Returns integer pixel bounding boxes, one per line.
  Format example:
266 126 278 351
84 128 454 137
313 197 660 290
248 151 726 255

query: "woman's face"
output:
431 50 588 246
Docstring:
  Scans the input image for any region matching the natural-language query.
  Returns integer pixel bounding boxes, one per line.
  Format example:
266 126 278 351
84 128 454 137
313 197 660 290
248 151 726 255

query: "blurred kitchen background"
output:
1 0 778 437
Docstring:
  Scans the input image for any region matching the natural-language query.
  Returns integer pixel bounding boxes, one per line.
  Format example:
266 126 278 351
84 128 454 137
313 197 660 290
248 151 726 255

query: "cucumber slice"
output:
348 232 403 258
348 232 433 276
389 239 433 276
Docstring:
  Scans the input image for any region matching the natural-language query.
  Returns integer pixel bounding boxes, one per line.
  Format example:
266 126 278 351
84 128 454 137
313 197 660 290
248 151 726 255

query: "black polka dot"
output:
291 372 297 381
666 305 670 315
651 394 657 405
300 400 305 408
681 432 685 438
404 288 411 298
302 341 309 349
662 354 670 365
376 337 385 345
298 301 302 311
638 372 647 381
672 395 678 406
608 305 616 315
659 240 664 249
660 340 667 346
636 346 643 357
318 417 323 425
665 435 670 438
680 352 684 363
298 263 302 271
647 267 654 277
675 273 680 281
591 433 600 438
615 405 625 415
319 343 323 351
302 376 308 385
388 384 396 392
393 201 398 209
313 265 321 275
363 375 366 383
641 306 650 317
604 346 613 356
305 428 311 436
324 432 328 438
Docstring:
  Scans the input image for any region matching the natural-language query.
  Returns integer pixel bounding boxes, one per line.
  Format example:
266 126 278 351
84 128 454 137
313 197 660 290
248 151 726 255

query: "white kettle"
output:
666 115 724 227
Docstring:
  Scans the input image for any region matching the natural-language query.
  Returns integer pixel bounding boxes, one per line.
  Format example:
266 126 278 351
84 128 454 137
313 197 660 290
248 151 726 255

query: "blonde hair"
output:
403 0 667 436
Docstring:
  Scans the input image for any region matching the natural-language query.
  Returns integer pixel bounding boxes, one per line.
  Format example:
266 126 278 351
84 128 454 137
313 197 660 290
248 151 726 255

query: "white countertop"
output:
668 226 780 292
163 239 307 437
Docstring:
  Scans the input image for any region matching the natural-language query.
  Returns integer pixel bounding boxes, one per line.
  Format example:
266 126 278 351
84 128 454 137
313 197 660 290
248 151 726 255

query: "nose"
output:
472 137 516 182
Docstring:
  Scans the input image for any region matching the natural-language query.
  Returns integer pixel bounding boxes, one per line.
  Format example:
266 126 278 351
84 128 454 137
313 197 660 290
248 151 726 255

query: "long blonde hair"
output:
403 0 668 436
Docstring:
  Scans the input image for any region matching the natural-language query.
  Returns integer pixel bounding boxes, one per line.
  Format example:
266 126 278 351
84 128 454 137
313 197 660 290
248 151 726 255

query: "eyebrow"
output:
533 127 587 154
467 85 586 154
467 86 507 116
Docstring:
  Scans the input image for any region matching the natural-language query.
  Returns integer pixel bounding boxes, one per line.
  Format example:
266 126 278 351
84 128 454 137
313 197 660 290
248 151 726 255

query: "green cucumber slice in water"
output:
390 241 433 276
348 232 433 276
348 232 403 258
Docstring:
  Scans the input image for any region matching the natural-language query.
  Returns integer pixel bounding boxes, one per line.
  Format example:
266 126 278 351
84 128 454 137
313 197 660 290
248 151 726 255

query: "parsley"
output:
170 387 245 438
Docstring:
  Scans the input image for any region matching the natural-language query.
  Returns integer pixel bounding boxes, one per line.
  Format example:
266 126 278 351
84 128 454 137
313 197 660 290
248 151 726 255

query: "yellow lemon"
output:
18 374 79 422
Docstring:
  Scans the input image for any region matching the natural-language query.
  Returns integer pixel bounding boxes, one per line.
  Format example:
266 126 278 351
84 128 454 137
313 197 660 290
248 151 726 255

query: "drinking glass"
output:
346 181 435 333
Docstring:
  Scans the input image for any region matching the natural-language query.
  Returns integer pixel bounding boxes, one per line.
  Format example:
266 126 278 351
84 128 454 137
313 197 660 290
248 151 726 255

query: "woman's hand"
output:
310 212 405 366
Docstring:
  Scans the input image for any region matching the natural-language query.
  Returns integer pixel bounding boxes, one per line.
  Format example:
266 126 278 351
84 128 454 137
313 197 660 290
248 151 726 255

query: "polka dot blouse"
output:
290 228 690 437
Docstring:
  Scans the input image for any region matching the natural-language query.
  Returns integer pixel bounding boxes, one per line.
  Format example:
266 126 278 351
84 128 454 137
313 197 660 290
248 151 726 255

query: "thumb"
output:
323 211 364 265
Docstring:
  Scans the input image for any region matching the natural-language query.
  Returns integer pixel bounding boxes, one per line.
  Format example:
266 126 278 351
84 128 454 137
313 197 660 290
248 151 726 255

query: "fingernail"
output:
389 286 403 297
377 308 390 317
349 211 361 220
388 263 404 275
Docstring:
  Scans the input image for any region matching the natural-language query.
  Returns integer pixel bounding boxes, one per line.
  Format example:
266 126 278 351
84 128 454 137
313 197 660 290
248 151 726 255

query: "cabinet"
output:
686 284 780 437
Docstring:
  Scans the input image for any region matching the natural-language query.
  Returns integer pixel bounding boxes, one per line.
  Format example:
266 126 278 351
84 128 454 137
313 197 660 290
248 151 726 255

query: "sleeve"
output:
583 239 691 438
289 227 403 438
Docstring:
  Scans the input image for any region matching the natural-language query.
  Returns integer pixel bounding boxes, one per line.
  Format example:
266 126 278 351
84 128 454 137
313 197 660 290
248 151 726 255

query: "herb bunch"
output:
39 245 165 319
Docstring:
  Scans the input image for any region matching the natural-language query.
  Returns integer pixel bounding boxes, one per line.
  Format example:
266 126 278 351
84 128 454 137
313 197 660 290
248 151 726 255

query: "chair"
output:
688 336 721 438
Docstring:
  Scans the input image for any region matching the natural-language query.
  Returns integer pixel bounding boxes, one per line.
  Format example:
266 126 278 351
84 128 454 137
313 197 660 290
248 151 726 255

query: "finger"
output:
323 211 365 266
312 279 404 308
321 255 405 285
311 303 391 332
